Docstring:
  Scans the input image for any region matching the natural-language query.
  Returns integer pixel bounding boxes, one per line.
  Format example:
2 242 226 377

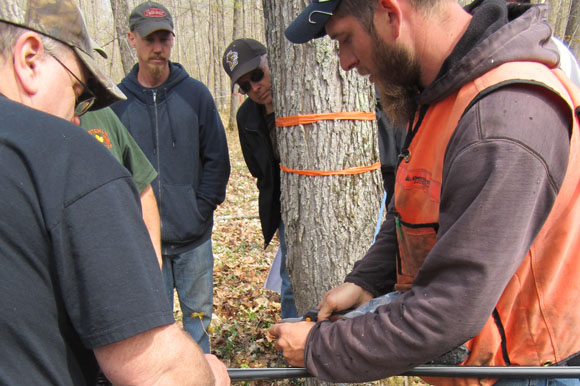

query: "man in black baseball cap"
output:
273 0 580 385
222 38 298 320
223 38 266 92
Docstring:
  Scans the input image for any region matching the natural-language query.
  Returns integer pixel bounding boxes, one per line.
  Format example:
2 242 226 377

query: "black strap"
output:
558 351 580 366
492 308 511 366
398 104 430 166
381 165 396 200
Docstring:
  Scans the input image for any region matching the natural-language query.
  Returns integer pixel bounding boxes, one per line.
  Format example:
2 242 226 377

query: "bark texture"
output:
110 0 135 77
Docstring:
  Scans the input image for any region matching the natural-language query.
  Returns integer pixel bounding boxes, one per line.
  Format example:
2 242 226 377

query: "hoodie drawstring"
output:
398 104 430 166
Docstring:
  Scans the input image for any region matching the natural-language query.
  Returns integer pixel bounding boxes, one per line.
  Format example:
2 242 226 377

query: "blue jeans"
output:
162 239 213 353
278 221 298 319
494 378 580 386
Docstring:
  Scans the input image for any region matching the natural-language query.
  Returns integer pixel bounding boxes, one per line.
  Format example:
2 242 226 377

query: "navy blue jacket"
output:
236 99 280 247
111 62 230 254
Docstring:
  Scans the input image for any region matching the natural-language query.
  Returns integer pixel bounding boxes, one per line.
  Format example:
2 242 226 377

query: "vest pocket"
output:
395 216 438 278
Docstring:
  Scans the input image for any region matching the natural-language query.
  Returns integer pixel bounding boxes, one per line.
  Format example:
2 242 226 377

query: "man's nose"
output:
250 81 261 93
339 49 358 72
152 40 164 52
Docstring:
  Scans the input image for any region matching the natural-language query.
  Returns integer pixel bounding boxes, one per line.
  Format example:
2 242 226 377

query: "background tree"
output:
550 0 573 40
564 0 580 54
109 0 135 76
227 0 245 130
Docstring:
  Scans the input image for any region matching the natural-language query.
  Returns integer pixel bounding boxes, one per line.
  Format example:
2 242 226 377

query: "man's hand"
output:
204 354 230 385
269 321 315 367
317 282 373 321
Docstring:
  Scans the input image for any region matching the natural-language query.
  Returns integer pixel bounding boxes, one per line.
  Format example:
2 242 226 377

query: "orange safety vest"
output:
394 61 580 385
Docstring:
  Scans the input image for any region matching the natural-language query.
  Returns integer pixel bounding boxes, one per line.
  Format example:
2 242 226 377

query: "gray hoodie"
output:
305 0 574 382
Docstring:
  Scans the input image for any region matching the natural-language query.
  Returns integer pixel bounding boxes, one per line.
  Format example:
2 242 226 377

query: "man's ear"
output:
12 31 45 96
127 31 137 48
375 0 403 39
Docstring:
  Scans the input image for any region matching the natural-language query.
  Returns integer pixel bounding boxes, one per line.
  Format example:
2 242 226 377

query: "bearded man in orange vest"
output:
269 0 580 385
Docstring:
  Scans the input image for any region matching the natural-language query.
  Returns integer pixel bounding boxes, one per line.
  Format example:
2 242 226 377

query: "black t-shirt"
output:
0 96 174 385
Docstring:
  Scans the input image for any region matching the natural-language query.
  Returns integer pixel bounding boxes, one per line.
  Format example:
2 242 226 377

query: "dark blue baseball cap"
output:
284 0 342 44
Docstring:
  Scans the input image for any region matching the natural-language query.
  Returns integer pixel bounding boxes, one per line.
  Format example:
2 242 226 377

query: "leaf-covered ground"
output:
173 128 425 385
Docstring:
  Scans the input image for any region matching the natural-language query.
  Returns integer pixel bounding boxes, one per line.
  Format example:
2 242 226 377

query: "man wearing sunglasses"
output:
222 38 298 319
0 0 229 384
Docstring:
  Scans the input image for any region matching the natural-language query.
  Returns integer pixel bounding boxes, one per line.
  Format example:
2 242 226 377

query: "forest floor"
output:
172 128 426 386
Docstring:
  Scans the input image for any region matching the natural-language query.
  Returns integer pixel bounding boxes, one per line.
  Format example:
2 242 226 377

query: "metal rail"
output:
228 366 580 382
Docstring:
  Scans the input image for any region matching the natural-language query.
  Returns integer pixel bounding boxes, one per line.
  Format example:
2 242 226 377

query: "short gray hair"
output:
0 21 68 64
0 22 26 60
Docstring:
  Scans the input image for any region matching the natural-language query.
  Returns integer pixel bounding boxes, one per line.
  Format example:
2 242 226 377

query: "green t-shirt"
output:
80 107 157 193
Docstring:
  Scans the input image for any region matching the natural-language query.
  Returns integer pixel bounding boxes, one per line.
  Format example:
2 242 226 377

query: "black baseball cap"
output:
129 1 174 37
222 38 266 92
285 0 342 44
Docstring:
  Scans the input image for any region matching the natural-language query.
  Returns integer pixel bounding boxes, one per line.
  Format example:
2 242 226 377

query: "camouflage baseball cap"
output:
0 0 126 110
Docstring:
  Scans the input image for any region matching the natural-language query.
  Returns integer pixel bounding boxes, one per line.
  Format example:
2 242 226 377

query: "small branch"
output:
216 214 259 222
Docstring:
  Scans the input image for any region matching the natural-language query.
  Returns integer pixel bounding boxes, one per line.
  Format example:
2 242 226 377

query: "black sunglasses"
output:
238 68 265 94
48 52 96 116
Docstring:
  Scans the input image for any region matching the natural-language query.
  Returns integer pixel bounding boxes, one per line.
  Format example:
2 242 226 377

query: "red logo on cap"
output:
144 8 166 18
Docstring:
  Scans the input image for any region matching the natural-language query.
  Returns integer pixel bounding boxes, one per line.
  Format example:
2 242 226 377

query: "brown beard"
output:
147 56 167 84
371 28 422 128
148 66 164 83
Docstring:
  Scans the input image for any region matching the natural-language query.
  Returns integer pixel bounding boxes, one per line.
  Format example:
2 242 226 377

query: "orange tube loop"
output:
280 162 381 176
276 112 376 127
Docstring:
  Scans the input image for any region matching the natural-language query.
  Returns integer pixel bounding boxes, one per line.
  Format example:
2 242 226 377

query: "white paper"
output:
264 247 282 294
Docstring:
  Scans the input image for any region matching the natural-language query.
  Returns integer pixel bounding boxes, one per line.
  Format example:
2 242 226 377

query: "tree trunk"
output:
170 0 181 64
227 0 245 130
262 2 382 383
549 0 572 39
188 0 204 80
110 0 135 76
215 0 227 111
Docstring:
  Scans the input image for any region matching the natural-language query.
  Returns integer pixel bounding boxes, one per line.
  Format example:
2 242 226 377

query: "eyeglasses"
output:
238 68 265 95
48 52 96 116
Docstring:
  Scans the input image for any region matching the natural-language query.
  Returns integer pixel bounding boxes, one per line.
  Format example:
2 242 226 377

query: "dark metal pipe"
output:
228 366 580 382
229 367 309 381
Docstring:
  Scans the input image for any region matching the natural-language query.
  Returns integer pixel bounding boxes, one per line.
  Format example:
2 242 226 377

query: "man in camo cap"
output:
0 0 125 116
0 0 229 384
